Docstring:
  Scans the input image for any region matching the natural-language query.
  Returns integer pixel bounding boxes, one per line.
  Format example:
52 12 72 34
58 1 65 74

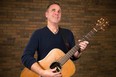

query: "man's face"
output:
45 4 61 24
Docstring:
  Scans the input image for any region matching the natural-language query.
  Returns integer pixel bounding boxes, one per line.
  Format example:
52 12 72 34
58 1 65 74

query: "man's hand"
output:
41 68 62 77
31 62 62 77
79 41 89 51
74 41 89 58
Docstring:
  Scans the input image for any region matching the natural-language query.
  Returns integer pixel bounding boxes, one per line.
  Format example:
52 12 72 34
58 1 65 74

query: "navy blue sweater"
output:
21 26 75 69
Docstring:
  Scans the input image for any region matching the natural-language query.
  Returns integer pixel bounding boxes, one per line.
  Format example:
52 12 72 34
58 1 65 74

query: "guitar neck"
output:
59 28 98 66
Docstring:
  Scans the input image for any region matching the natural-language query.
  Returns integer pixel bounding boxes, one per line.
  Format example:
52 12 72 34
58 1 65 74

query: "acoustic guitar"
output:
20 18 109 77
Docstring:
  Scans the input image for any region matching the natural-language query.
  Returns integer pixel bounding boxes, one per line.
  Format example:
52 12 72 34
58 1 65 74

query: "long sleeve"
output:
21 30 39 69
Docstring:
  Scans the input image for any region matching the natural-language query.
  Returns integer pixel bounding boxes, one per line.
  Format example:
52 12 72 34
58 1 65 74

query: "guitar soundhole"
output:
50 62 61 72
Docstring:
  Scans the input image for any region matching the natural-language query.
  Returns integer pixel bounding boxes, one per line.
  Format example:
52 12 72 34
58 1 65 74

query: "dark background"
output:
0 0 116 77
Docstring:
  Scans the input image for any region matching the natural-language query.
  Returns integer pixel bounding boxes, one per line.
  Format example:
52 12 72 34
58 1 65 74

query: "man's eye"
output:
58 10 61 13
52 9 55 11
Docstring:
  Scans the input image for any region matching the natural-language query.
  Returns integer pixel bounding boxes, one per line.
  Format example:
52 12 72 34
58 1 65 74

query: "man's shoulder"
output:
31 26 47 37
34 26 47 33
60 27 72 33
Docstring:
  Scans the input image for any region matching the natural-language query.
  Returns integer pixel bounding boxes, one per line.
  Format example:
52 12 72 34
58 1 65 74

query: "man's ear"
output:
45 11 48 18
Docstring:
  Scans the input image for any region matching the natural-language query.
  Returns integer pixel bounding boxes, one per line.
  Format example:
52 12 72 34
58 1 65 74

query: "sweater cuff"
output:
71 55 80 61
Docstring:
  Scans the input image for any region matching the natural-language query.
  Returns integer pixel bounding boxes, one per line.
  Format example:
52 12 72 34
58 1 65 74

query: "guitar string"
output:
58 28 97 66
58 21 108 66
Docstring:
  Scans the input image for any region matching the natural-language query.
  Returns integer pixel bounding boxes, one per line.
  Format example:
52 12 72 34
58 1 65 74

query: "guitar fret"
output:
84 29 96 41
90 30 95 35
59 45 80 65
59 19 108 65
59 28 98 65
84 35 89 40
81 38 86 41
86 33 91 38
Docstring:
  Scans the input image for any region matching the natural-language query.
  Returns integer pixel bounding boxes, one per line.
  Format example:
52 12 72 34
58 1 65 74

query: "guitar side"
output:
20 48 76 77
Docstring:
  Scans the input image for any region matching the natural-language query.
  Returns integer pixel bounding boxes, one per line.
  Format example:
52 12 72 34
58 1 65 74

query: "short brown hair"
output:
46 2 61 10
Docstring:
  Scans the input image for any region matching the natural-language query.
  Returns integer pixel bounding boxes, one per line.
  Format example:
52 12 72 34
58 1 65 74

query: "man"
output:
21 2 89 77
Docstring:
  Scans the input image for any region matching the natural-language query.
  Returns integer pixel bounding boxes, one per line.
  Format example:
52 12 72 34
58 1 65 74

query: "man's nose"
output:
54 11 59 15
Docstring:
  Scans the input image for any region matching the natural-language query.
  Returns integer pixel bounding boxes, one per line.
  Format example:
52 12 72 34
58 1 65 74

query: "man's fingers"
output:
84 41 89 44
78 40 89 44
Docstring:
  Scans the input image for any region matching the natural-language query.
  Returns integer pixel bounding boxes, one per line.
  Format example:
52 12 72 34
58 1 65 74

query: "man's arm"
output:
31 62 62 77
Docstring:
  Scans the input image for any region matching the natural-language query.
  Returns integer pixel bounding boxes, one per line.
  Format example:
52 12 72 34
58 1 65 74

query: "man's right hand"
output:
41 68 62 77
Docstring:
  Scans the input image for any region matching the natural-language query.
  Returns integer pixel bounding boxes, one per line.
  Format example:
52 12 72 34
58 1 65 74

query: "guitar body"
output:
20 48 76 77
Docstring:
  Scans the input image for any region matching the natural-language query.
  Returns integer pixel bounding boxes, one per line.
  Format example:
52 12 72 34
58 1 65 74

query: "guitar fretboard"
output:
58 28 98 66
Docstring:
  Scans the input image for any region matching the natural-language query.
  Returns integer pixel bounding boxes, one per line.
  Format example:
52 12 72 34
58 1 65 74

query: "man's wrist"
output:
78 48 81 53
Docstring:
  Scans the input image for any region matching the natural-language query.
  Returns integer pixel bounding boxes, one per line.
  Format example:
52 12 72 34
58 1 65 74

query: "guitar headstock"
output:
94 18 109 31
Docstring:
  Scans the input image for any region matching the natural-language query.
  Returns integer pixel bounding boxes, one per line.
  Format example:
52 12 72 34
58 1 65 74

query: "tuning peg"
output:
96 23 98 26
101 27 105 31
106 21 109 25
97 20 102 23
100 18 104 21
103 24 106 27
